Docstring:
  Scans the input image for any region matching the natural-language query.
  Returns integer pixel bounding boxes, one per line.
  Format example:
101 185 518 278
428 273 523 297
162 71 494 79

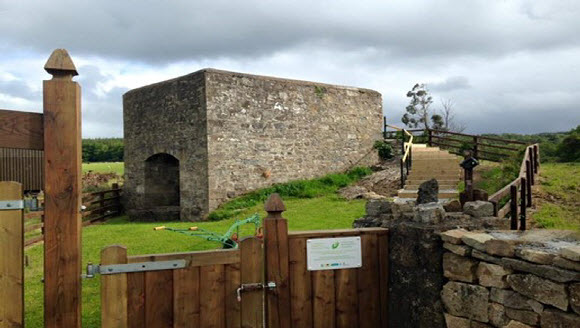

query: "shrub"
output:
373 140 394 160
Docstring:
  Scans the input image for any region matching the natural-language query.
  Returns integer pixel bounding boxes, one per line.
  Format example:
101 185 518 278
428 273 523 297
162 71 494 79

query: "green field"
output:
25 194 365 326
532 162 580 230
82 162 124 175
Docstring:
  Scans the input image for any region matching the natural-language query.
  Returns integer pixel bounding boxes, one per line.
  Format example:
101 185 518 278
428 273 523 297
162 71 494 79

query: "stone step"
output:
397 189 459 198
409 169 461 178
405 184 457 190
406 179 460 185
413 152 460 161
407 175 461 181
411 166 460 172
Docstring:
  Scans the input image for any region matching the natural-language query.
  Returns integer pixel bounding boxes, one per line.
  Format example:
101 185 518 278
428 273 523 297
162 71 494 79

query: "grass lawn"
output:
82 162 124 175
532 162 580 230
24 195 366 327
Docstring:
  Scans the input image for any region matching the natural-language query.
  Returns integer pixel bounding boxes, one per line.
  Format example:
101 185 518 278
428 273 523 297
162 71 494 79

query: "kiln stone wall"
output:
204 69 382 209
124 69 382 220
123 72 209 220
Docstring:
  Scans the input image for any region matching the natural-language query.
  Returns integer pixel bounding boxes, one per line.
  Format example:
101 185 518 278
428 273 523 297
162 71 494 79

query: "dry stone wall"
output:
440 229 580 328
124 69 382 220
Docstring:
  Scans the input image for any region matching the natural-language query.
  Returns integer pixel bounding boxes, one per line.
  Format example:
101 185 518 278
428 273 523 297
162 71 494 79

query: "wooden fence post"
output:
43 49 83 328
427 129 432 146
0 181 24 328
520 178 526 231
472 136 479 159
510 185 518 230
264 194 291 328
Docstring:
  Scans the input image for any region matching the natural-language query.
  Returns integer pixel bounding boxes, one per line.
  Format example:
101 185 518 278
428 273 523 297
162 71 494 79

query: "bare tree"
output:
438 98 466 132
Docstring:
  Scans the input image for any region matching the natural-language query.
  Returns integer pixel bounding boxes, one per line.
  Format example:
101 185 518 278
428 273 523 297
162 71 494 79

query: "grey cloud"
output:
1 1 580 64
429 76 471 92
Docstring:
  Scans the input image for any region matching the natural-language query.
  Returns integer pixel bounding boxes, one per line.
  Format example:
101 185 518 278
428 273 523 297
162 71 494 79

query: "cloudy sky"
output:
1 0 579 137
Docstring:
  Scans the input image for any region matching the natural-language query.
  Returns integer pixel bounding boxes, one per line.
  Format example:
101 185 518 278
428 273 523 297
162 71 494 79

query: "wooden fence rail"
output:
23 185 122 246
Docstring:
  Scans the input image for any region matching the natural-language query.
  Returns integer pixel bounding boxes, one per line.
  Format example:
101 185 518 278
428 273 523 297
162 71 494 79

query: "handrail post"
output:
383 116 387 139
520 178 526 231
473 136 479 159
400 159 405 188
528 150 535 185
525 160 532 207
533 144 539 173
510 185 518 230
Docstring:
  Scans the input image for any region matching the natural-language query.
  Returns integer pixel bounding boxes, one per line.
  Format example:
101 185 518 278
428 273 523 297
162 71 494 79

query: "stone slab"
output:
444 243 472 257
501 257 580 283
441 229 469 245
507 274 569 311
553 256 580 272
561 246 580 262
489 288 543 313
515 248 555 265
472 249 503 265
488 302 510 327
505 307 539 326
477 262 512 288
462 232 495 251
504 321 533 328
571 283 580 315
441 281 489 323
540 308 580 328
484 239 517 257
444 252 478 283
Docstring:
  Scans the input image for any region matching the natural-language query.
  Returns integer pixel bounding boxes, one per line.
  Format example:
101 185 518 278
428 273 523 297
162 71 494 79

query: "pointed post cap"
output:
264 193 286 213
44 49 78 78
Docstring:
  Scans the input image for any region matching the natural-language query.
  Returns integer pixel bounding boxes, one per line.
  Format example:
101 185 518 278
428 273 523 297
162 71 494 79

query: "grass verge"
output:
208 167 372 220
532 162 580 230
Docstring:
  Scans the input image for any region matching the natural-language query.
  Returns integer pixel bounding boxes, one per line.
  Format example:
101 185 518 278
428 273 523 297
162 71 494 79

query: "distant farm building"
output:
123 69 382 221
0 147 43 191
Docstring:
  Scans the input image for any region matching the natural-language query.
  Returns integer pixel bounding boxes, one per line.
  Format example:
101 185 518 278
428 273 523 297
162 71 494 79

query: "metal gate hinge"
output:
0 200 24 210
82 260 186 278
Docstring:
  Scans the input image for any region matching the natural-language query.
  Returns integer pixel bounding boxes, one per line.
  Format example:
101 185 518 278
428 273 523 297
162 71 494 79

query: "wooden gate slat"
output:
145 270 174 328
0 181 24 328
288 237 312 328
240 238 263 328
127 272 146 328
225 263 241 328
200 264 226 328
101 245 128 328
378 234 389 327
357 234 381 328
312 270 335 328
173 266 200 328
335 269 358 328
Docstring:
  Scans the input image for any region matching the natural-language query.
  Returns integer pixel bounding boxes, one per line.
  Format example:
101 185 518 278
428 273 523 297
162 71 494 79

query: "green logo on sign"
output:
331 242 340 249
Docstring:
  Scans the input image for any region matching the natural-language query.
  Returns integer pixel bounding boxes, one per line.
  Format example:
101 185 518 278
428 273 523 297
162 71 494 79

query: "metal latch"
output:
236 282 277 302
82 259 186 278
0 200 24 210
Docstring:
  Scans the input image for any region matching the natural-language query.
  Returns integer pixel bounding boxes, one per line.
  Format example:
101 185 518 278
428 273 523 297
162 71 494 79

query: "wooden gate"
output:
101 194 389 328
0 181 24 328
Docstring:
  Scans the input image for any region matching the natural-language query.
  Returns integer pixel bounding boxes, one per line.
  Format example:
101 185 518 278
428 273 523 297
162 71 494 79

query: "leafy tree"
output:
401 83 438 129
557 125 580 162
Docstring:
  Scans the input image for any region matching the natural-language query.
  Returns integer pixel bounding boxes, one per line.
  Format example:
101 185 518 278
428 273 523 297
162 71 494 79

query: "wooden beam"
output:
43 49 82 328
0 109 43 150
0 181 24 328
